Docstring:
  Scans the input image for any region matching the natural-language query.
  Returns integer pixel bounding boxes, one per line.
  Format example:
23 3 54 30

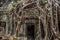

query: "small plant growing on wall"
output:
39 0 46 5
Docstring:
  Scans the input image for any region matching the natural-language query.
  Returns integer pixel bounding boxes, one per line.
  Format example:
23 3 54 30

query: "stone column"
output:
6 14 9 35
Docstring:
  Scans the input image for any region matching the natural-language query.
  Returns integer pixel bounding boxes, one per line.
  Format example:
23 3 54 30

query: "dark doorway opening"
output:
58 21 60 33
26 24 35 40
0 37 2 40
0 22 6 28
0 22 6 32
57 12 60 33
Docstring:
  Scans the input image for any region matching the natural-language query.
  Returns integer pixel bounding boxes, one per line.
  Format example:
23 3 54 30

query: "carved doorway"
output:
26 23 35 40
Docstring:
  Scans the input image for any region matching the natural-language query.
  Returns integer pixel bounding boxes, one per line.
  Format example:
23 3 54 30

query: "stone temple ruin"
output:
0 0 60 40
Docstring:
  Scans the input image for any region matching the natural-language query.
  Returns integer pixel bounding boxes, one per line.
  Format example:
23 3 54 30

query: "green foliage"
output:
14 0 21 2
14 0 18 2
39 0 46 5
